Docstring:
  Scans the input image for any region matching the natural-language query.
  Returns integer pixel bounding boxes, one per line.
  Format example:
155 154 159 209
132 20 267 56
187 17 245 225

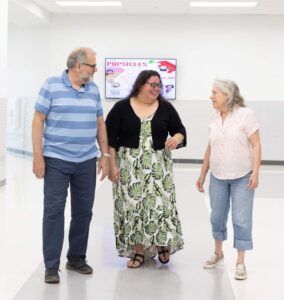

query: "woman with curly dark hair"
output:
106 70 186 268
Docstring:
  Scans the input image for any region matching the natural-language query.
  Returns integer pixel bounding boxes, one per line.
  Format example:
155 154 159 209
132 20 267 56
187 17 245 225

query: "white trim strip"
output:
56 1 122 7
190 2 258 8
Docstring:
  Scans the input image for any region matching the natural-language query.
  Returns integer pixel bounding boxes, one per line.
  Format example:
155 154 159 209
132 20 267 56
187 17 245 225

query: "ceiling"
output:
8 0 284 27
29 0 284 15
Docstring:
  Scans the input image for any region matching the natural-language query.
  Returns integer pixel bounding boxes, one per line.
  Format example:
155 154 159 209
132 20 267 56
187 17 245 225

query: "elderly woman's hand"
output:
196 175 206 193
247 172 259 190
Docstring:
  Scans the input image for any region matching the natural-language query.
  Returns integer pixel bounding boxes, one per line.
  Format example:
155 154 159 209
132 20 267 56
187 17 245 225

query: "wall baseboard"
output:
7 148 33 157
172 159 284 165
7 148 284 166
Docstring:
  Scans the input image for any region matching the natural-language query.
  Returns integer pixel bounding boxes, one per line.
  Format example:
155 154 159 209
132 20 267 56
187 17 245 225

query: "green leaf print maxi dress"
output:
113 115 184 259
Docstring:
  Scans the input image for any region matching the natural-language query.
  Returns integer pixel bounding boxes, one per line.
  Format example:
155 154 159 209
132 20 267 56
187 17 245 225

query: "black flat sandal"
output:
158 247 170 264
128 253 145 268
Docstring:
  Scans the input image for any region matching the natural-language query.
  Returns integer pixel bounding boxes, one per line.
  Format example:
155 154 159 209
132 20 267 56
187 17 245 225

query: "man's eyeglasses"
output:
145 82 162 88
82 63 97 69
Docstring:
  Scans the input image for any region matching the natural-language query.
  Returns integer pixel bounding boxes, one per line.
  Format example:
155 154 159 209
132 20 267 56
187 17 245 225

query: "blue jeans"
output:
209 172 254 251
43 157 97 269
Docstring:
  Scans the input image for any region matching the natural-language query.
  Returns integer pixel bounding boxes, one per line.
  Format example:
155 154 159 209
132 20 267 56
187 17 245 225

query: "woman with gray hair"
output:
196 79 261 280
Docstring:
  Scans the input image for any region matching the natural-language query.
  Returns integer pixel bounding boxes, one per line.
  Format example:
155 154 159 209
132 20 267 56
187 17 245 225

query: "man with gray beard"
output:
32 47 109 283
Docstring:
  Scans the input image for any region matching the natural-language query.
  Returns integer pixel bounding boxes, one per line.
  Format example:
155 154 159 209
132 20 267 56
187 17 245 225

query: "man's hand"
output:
33 154 45 179
97 156 110 181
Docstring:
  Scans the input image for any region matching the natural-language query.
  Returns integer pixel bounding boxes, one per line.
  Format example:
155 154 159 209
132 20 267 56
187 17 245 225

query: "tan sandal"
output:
127 253 145 268
158 247 170 264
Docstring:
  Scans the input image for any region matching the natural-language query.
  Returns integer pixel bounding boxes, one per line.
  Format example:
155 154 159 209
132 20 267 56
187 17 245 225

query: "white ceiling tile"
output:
10 0 284 18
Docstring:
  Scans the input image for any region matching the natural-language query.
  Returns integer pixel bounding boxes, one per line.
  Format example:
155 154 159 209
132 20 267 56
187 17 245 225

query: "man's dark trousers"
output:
43 157 97 269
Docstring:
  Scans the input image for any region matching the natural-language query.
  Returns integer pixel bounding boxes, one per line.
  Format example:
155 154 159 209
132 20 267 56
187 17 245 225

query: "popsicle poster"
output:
105 58 177 100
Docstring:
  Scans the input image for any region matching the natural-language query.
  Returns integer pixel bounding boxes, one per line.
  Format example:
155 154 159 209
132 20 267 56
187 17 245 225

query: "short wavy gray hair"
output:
213 79 245 111
67 47 96 69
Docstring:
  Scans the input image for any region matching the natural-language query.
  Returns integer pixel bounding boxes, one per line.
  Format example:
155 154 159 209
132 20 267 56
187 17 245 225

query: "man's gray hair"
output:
67 47 96 69
213 79 246 111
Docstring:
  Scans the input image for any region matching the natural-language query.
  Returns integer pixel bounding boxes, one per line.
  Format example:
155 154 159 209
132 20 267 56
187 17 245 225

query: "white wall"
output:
0 0 8 185
7 14 284 161
8 24 51 97
50 15 284 102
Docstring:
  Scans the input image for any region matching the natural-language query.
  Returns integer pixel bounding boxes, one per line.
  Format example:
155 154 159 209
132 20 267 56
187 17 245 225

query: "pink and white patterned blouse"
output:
209 106 259 180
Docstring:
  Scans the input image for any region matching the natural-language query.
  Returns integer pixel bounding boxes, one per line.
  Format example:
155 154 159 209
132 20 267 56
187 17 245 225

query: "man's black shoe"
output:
45 268 60 284
66 256 93 274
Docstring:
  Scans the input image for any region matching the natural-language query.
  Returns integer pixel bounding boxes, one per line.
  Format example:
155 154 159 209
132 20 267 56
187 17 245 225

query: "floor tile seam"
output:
254 196 284 200
10 173 107 299
10 259 44 300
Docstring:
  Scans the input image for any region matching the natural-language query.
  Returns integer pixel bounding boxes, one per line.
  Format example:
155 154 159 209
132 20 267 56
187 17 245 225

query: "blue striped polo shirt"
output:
35 70 103 162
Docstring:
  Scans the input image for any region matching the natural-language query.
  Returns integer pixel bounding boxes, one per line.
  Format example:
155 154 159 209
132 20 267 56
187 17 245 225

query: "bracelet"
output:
102 153 111 158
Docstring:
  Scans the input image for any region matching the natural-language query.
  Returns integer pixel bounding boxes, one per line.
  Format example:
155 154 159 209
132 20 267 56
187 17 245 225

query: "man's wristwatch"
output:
102 153 111 158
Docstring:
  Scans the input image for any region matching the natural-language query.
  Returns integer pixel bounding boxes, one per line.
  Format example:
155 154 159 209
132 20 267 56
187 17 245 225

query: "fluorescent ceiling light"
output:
56 1 122 7
190 2 258 7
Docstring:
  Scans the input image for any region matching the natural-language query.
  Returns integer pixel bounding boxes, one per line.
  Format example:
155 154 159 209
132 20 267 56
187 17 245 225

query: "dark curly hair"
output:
128 70 165 101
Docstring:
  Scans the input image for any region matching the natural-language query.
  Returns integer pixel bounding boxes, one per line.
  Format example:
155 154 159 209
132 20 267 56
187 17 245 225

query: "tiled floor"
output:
0 153 284 300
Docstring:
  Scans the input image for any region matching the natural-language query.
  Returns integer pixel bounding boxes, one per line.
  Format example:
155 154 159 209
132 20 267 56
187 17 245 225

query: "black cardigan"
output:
105 98 187 150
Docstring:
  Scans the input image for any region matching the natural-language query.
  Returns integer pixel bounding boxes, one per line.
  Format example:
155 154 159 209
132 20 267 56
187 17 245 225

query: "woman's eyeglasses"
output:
145 82 162 88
